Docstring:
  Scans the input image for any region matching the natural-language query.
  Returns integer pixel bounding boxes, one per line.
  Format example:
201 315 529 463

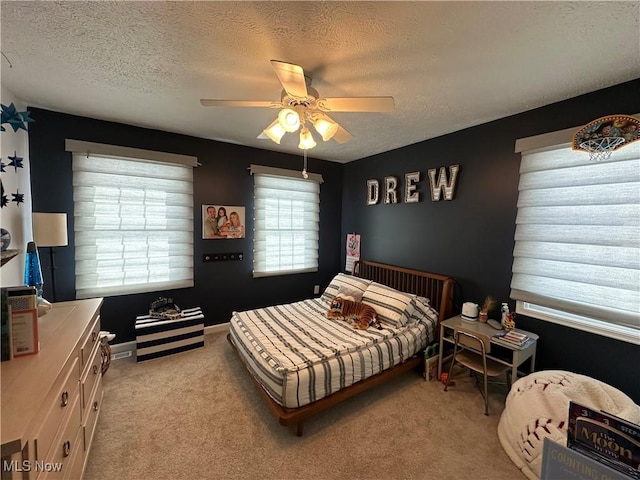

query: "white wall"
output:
0 86 32 287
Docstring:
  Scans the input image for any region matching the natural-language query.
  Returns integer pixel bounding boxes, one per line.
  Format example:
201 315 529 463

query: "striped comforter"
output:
229 297 437 408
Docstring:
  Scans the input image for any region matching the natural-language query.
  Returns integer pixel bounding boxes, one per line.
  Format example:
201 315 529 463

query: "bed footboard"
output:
227 333 422 436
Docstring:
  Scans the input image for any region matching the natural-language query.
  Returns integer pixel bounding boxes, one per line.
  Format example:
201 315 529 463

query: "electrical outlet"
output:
313 285 320 295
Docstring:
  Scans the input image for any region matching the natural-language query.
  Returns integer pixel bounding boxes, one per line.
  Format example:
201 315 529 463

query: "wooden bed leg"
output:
296 423 303 437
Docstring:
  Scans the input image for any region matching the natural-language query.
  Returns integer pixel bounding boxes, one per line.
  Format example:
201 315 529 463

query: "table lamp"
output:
32 213 68 302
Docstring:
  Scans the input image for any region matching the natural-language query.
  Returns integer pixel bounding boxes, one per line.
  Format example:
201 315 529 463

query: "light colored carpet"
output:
84 332 523 480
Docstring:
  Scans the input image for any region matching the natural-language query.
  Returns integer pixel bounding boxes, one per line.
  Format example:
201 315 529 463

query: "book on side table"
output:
492 329 535 349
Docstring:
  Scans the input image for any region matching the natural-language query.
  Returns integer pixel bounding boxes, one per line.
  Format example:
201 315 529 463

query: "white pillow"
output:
321 273 371 303
361 282 415 328
409 296 439 341
336 286 365 302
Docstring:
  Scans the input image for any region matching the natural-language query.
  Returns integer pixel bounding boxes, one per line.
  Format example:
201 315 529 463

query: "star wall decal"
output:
11 189 24 205
0 158 5 173
0 181 6 208
1 103 34 132
17 109 33 126
8 151 23 172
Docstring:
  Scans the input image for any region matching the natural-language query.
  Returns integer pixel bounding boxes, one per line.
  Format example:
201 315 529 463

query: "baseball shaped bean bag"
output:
497 370 640 479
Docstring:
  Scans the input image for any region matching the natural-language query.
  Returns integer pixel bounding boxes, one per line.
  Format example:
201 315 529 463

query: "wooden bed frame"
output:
226 260 454 436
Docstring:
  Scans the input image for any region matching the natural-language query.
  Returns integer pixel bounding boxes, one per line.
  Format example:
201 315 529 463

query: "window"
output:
67 140 197 298
251 164 322 277
511 134 639 344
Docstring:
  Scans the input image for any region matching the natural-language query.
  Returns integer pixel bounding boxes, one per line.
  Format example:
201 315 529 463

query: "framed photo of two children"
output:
202 205 245 239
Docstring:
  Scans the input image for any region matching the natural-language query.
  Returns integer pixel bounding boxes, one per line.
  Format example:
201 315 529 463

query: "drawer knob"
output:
91 331 97 342
63 440 71 457
61 391 69 407
93 401 99 411
93 364 99 375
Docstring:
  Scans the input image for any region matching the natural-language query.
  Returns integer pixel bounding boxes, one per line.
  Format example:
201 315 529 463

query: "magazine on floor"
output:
541 437 632 480
566 401 640 479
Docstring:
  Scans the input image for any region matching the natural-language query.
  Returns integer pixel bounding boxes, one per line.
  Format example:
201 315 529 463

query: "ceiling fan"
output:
200 60 395 151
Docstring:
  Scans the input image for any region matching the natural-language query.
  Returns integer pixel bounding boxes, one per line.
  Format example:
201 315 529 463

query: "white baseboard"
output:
109 322 230 360
204 322 230 336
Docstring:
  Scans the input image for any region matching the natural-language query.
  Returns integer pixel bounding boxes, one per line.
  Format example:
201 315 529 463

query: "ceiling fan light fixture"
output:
298 127 316 150
263 120 286 144
312 116 339 141
201 60 395 152
278 108 300 133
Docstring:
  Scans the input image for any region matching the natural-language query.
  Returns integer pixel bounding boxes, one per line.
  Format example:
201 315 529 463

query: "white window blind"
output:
251 165 322 278
71 149 195 298
510 141 640 343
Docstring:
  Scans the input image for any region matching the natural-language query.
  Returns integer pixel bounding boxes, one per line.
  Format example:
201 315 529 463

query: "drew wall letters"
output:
366 165 460 205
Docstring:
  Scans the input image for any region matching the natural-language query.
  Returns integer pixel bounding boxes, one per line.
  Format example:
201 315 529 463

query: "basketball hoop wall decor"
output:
572 114 639 161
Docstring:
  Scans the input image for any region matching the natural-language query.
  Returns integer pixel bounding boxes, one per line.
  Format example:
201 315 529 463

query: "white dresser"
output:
1 298 104 480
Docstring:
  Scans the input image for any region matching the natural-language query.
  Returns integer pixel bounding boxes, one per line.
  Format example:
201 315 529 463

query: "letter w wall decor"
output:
428 165 460 201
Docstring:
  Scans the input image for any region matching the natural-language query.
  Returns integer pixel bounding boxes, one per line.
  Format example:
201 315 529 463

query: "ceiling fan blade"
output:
317 97 395 112
270 60 308 99
332 125 353 144
200 99 280 108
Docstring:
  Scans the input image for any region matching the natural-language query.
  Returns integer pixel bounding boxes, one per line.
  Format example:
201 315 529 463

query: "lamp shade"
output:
263 120 286 144
278 108 300 133
33 213 68 247
312 117 338 141
298 127 316 150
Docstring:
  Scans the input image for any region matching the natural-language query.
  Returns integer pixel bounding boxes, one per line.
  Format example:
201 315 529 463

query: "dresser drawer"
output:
34 356 79 463
80 342 102 415
64 428 84 480
83 378 103 453
41 394 81 479
79 315 100 370
37 427 82 480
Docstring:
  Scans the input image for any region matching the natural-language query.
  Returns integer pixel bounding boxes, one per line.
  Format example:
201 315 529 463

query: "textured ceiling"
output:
1 1 639 163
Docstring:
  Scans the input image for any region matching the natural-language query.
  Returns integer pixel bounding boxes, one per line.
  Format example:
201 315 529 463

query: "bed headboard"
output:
353 260 454 324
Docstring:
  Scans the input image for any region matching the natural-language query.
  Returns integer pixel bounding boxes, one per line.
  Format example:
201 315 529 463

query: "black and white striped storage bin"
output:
135 307 205 362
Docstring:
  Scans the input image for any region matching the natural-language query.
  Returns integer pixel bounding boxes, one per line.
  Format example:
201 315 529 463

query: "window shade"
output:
510 142 640 331
73 154 194 298
252 167 321 277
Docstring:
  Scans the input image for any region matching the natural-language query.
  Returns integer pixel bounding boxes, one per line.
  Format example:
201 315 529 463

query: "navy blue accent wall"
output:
342 79 640 401
28 108 343 344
